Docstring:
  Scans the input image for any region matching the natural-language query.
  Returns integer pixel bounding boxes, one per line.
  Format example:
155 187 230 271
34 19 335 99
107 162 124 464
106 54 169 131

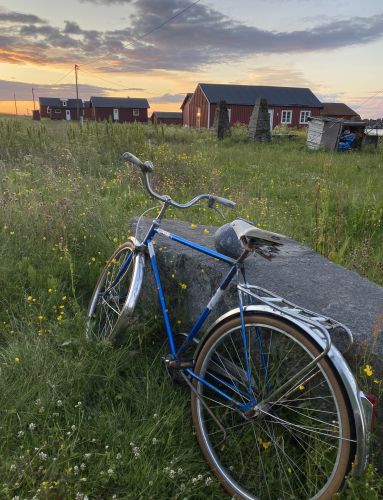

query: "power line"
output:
81 0 201 69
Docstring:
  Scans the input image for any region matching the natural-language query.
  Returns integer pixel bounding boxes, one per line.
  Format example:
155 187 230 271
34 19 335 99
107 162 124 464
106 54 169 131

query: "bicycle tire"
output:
86 239 144 341
191 314 355 499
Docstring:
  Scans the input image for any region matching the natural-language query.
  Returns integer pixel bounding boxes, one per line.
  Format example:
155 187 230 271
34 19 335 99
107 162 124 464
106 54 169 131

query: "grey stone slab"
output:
132 217 383 375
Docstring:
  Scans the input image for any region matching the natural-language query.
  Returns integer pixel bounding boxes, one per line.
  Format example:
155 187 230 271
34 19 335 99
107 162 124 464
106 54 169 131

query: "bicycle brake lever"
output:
207 197 225 219
212 205 225 219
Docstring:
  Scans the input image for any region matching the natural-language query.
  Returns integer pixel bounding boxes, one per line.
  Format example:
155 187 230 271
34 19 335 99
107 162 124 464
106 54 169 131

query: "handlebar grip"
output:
122 152 154 173
122 151 144 167
213 196 236 208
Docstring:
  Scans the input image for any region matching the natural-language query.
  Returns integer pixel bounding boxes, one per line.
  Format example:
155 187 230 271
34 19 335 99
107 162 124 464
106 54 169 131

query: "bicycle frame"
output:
115 205 256 412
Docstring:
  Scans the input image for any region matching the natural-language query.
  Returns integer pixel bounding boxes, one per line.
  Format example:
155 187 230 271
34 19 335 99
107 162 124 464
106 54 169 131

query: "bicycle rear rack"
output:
238 284 353 353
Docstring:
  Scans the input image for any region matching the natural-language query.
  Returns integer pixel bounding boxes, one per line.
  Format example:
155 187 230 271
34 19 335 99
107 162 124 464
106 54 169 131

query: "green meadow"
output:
0 117 382 498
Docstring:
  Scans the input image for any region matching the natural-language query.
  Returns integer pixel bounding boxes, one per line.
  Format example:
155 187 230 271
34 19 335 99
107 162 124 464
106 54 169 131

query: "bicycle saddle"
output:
231 219 283 246
215 218 284 260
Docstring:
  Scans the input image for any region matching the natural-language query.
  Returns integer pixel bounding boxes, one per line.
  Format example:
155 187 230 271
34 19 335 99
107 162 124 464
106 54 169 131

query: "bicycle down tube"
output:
141 220 254 411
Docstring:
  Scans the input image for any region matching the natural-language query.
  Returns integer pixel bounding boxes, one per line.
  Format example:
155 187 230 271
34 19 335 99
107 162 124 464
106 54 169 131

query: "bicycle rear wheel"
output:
191 314 355 499
86 239 144 341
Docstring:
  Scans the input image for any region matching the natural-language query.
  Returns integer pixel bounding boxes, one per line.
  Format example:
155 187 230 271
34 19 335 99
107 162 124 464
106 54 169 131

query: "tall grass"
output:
0 117 382 498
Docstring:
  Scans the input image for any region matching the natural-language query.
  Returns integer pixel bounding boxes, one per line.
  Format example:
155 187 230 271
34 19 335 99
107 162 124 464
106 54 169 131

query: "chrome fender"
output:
199 304 372 476
118 237 145 325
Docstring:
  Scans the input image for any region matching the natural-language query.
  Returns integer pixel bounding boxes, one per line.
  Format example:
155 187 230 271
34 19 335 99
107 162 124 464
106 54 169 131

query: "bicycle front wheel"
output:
86 239 144 341
191 314 355 499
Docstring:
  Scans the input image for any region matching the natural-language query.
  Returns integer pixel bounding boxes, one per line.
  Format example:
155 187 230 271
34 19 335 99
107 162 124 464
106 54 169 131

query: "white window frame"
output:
300 110 311 124
54 109 62 114
281 110 292 124
62 100 67 107
47 106 51 114
132 108 140 117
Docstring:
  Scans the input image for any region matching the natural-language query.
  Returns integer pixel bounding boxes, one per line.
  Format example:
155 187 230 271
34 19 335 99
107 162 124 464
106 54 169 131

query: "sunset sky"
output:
1 0 382 117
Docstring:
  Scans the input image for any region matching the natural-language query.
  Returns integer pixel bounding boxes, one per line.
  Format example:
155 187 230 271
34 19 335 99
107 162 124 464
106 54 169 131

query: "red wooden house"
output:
321 102 360 120
39 97 91 120
181 93 193 127
151 111 182 125
89 97 149 123
38 97 62 118
184 83 323 129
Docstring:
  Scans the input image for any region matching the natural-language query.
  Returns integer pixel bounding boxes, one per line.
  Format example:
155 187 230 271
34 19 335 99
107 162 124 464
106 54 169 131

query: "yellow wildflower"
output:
299 385 305 391
38 315 44 321
113 237 118 243
15 357 20 364
288 467 292 474
91 257 96 262
190 223 197 229
62 296 67 301
203 228 210 234
364 364 373 377
57 315 63 321
27 295 33 301
179 282 187 290
262 441 270 449
48 288 52 293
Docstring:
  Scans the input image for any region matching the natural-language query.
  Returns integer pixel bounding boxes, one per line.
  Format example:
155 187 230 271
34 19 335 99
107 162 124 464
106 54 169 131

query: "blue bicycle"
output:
86 152 373 499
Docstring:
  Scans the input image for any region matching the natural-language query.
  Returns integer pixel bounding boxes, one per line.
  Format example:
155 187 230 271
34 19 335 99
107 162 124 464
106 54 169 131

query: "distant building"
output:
38 97 61 118
321 102 361 120
180 93 193 126
38 97 91 121
89 97 149 123
184 83 323 129
151 111 182 125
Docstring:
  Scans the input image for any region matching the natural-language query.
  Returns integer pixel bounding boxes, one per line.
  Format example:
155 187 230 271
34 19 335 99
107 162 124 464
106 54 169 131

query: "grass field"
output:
0 117 382 499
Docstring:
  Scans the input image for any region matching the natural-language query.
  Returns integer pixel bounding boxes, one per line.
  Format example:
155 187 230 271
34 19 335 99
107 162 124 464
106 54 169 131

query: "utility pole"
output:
74 64 81 125
32 88 36 110
14 93 18 115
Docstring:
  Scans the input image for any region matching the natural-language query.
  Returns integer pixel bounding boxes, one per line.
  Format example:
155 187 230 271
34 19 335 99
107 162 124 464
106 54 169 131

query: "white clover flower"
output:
107 468 114 475
205 476 213 486
71 425 77 431
74 465 79 475
56 400 63 407
116 453 122 460
29 423 36 431
35 398 41 406
39 452 47 461
80 463 86 470
10 464 17 472
177 467 183 475
17 430 24 438
152 437 159 445
75 401 82 408
197 474 203 481
84 453 91 460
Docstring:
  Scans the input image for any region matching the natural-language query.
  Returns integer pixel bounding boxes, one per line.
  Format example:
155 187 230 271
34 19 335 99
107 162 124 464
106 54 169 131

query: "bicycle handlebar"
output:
123 151 236 210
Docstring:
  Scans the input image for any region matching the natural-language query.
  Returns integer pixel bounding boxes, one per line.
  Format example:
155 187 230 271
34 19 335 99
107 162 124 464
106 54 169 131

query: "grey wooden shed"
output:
307 117 367 151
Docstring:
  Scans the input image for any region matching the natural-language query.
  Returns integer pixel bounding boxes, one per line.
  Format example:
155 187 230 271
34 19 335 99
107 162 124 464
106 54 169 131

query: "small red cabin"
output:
321 102 361 120
151 111 182 125
90 97 149 123
184 83 323 129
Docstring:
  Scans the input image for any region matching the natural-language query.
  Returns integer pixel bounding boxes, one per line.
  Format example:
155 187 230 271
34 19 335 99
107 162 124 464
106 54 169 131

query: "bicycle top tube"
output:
123 151 236 211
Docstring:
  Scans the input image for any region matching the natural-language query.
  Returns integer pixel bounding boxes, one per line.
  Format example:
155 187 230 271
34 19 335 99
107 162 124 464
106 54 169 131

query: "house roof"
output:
180 93 193 109
90 96 149 108
152 112 182 119
66 99 85 109
199 83 323 108
321 102 360 117
39 97 62 106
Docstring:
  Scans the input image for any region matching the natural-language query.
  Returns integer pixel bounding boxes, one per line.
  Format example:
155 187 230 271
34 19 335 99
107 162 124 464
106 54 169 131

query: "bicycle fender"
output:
196 304 371 477
116 238 145 334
